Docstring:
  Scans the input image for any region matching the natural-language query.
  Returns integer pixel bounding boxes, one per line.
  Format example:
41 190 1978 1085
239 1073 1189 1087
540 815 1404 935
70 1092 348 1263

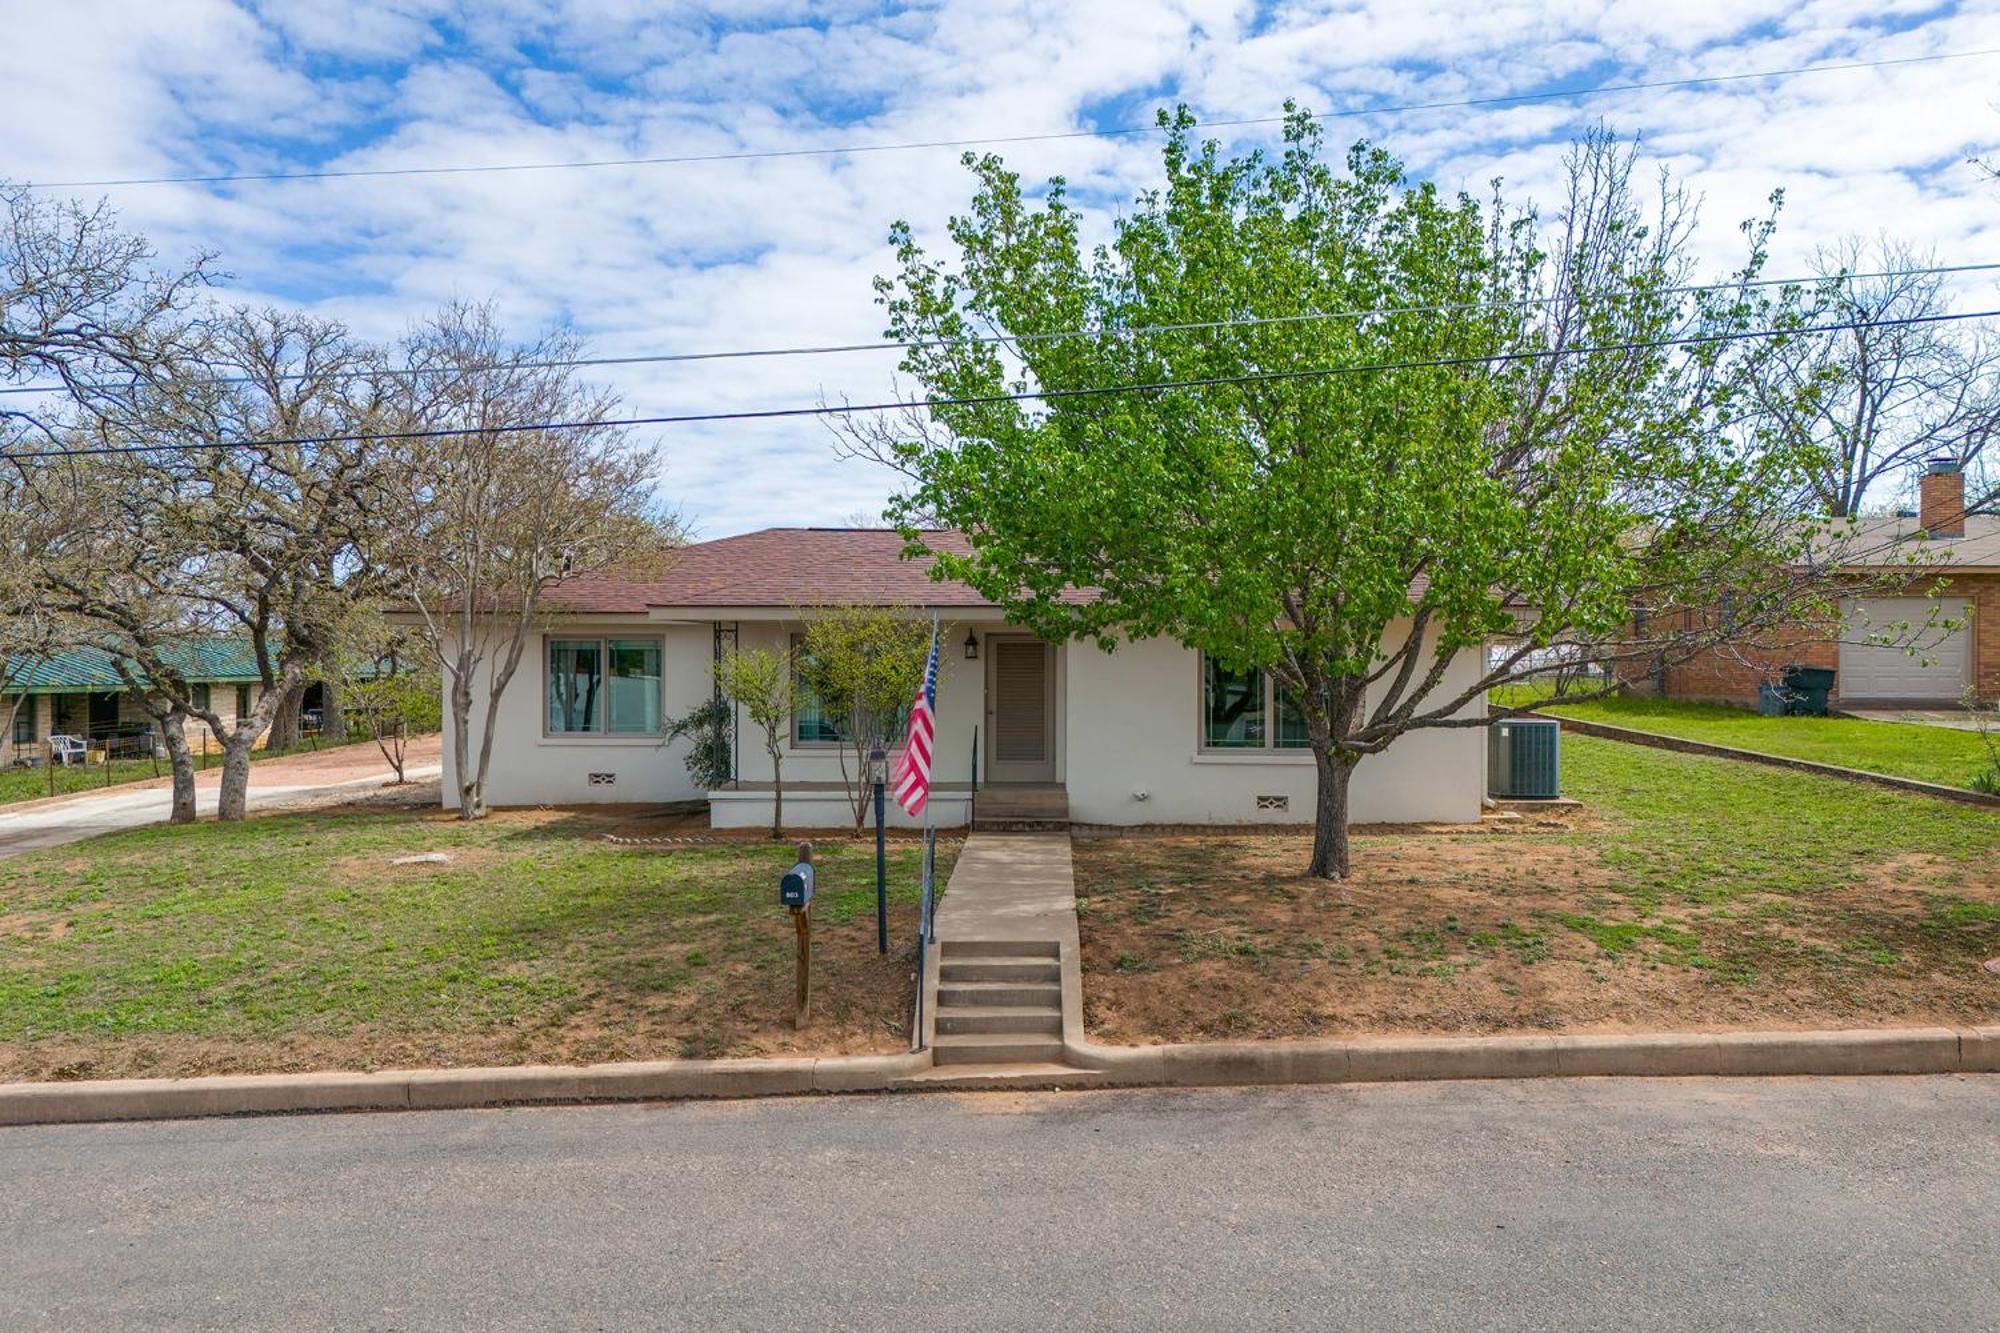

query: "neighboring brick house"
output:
1 641 269 766
1632 462 1999 708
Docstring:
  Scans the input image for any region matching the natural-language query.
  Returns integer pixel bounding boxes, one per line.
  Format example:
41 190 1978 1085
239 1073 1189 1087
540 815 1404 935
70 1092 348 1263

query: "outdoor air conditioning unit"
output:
1488 718 1561 799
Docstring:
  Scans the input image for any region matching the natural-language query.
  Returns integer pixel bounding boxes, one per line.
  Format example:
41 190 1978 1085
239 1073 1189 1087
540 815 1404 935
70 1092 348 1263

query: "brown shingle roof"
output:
1825 514 2000 571
547 528 998 613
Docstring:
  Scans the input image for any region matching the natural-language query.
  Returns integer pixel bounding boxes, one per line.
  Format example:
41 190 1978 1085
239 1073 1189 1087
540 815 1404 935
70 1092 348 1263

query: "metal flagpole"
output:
914 615 940 1054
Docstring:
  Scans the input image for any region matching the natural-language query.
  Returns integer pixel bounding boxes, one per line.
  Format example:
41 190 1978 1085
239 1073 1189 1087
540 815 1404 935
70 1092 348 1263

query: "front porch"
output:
702 780 1072 832
708 780 978 830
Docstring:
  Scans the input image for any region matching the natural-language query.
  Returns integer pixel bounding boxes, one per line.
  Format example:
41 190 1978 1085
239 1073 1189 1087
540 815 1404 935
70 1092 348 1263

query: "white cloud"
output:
1 0 1996 533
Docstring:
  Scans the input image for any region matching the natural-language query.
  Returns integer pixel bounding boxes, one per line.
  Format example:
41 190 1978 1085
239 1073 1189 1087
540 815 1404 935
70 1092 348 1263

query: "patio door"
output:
985 637 1055 784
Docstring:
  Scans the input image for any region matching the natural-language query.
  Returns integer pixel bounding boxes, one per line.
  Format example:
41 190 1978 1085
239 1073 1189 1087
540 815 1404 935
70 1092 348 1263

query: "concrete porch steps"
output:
973 784 1070 832
930 933 1066 1066
934 1006 1064 1035
938 955 1061 984
932 1032 1067 1065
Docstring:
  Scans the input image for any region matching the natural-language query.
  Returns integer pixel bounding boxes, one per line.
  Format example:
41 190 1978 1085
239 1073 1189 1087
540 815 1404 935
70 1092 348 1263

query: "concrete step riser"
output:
934 1038 1066 1065
973 803 1069 819
937 983 1061 1008
935 1009 1062 1036
972 820 1071 833
939 960 1061 983
939 939 1058 960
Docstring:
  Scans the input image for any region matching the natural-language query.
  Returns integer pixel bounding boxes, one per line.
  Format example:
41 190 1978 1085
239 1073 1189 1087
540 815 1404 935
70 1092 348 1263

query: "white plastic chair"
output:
47 733 87 766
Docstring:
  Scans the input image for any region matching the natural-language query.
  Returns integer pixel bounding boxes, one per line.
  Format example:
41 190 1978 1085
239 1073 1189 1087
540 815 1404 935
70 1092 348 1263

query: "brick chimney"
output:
1919 458 1966 538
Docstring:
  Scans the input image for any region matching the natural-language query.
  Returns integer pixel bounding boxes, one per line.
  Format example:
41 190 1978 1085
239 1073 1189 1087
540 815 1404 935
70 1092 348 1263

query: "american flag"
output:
891 624 940 818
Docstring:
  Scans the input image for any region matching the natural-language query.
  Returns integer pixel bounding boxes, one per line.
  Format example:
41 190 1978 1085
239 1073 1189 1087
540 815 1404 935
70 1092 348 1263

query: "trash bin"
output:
1781 665 1835 717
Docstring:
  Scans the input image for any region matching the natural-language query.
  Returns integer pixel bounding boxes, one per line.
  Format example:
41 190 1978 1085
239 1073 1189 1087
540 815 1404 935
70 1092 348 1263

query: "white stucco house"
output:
445 528 1488 829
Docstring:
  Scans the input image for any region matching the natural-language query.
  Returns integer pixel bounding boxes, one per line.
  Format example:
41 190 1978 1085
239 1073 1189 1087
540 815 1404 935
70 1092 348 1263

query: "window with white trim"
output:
1201 655 1311 751
790 634 842 746
547 637 663 734
789 633 909 748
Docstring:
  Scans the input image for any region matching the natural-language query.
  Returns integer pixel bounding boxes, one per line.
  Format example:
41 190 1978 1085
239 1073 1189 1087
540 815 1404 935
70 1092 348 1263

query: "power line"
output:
9 307 1995 462
4 258 1994 400
26 47 1999 190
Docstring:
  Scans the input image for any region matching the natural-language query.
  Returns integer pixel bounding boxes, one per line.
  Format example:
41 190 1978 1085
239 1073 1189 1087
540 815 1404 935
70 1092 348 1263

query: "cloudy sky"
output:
3 0 1998 536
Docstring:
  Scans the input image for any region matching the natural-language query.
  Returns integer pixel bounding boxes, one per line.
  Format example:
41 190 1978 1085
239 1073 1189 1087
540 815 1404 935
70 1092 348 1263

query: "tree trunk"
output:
269 683 304 750
215 732 257 821
320 676 349 743
376 719 408 784
158 713 198 825
450 663 481 820
770 744 784 840
1307 745 1358 879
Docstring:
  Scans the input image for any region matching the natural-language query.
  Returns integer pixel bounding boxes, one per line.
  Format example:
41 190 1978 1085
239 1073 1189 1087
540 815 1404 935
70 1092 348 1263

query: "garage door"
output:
1839 597 1971 700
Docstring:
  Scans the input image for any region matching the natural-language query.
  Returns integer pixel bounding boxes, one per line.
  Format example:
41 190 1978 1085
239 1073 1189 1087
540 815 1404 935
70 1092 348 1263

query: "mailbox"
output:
780 861 816 909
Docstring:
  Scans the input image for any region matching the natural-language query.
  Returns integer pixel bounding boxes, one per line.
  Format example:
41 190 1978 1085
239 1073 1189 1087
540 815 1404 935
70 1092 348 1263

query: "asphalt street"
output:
3 1076 1995 1330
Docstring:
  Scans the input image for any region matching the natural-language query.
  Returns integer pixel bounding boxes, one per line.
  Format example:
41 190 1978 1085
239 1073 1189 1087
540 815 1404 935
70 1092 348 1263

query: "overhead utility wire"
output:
4 259 1995 400
26 47 1998 190
11 307 1997 462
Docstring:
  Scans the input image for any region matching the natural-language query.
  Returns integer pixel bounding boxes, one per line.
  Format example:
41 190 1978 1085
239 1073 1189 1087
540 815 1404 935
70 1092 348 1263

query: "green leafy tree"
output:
797 607 939 833
846 110 1840 878
714 646 794 838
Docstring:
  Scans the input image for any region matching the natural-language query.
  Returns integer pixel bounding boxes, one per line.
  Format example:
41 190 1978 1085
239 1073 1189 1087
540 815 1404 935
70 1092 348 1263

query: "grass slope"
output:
0 807 952 1080
1510 692 1998 790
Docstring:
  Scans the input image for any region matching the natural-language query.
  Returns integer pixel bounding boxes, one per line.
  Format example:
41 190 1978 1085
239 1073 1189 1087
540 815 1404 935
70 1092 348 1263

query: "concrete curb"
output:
3 1029 1992 1128
1535 713 2000 809
1065 1026 1997 1087
0 1051 931 1128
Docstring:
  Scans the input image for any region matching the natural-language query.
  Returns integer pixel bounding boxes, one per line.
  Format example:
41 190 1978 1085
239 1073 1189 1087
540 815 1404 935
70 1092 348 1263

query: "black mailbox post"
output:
783 842 816 1029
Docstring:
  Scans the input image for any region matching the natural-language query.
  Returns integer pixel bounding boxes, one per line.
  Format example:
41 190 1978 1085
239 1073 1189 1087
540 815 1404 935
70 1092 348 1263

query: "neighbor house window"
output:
192 684 211 712
235 684 251 717
11 701 33 747
547 637 662 735
1202 655 1311 752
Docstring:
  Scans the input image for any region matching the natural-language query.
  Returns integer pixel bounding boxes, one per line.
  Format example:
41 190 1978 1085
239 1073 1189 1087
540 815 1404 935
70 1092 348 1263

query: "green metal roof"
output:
3 641 264 693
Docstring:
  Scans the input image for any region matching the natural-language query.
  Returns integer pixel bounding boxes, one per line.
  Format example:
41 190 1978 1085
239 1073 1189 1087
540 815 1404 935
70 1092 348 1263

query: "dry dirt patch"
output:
1075 812 2000 1044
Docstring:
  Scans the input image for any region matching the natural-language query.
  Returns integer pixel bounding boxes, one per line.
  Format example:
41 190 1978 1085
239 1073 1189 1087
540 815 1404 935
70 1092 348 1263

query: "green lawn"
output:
1077 734 2000 1043
0 736 376 807
0 807 953 1081
1498 689 2000 790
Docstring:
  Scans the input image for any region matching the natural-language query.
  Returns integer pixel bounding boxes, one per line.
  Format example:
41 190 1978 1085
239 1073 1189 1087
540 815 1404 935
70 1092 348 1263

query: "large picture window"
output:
1202 655 1311 752
789 633 909 748
11 700 34 747
548 637 662 735
791 636 843 745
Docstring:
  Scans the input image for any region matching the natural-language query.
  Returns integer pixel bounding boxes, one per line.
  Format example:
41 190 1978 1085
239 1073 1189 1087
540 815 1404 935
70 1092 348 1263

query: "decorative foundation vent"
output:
1255 794 1289 811
587 772 617 787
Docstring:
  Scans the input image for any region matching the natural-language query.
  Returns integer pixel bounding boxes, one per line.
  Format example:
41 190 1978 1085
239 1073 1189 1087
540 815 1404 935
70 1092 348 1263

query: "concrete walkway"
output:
934 831 1080 946
0 751 442 859
920 833 1089 1074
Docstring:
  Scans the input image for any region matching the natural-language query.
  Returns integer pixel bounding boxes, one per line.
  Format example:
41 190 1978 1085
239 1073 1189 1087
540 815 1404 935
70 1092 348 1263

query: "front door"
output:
985 637 1056 783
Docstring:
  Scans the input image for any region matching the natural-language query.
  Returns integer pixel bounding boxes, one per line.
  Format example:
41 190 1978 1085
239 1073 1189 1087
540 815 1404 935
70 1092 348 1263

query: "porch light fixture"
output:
964 630 979 661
